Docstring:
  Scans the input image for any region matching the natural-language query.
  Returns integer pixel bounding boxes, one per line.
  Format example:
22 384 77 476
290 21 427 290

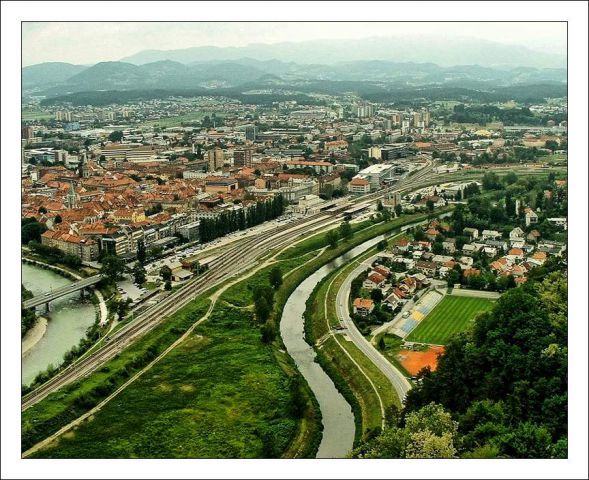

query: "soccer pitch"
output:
406 295 495 345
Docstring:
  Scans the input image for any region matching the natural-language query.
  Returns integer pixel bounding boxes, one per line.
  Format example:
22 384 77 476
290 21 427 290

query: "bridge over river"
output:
23 274 102 310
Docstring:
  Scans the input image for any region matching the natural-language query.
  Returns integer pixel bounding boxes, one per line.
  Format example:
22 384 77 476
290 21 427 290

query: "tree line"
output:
354 271 567 458
199 196 284 243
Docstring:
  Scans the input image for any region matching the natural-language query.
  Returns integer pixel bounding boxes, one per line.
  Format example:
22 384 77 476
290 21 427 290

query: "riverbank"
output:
21 262 99 388
22 317 48 356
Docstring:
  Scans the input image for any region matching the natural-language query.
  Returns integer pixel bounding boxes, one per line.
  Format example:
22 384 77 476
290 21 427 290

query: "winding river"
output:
280 215 449 458
21 263 96 386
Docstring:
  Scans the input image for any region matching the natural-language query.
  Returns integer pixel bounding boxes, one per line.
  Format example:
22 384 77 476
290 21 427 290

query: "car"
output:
44 292 51 296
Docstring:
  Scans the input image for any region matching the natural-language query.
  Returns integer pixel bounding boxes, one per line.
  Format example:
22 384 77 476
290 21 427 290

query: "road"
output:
335 255 412 403
21 160 437 411
23 274 103 309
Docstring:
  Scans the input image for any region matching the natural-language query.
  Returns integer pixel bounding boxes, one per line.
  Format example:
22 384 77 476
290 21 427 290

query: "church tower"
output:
66 182 78 209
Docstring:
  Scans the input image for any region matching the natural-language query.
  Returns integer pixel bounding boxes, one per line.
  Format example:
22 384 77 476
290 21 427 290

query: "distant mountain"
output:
25 57 566 99
35 60 269 95
22 62 87 88
120 36 566 69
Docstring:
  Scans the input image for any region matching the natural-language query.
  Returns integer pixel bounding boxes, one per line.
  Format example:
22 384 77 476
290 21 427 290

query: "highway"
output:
23 275 103 309
21 160 436 411
335 255 412 403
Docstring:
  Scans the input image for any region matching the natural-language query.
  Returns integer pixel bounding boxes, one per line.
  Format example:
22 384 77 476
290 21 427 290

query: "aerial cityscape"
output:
17 19 571 466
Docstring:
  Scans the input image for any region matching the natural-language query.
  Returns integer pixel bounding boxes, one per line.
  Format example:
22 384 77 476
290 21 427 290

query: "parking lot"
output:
116 276 147 301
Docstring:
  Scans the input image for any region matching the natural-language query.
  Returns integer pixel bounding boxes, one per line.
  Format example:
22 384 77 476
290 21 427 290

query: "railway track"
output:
21 211 338 410
22 162 437 410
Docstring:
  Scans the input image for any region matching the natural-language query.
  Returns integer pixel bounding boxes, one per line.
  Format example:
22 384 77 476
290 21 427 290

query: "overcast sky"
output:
22 22 566 66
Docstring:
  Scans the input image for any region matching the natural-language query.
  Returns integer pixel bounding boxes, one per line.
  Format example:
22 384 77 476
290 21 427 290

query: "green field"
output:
139 111 224 128
406 295 494 345
22 110 53 121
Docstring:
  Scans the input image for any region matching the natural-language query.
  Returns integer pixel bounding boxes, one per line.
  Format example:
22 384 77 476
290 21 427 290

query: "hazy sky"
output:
22 22 566 66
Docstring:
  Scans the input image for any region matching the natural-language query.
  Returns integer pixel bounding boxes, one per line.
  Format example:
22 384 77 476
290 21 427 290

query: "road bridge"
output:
23 274 102 310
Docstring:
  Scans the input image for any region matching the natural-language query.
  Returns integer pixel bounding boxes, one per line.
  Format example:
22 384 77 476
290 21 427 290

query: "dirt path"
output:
23 241 309 458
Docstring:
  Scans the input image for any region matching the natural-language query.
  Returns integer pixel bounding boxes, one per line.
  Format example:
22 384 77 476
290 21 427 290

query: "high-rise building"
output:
391 112 402 125
21 126 34 139
356 104 374 118
234 147 253 168
55 111 72 122
207 147 225 171
422 110 431 127
245 125 257 141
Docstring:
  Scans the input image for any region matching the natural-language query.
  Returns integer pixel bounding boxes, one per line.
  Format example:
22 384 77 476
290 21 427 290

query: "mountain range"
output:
118 36 565 69
23 58 566 98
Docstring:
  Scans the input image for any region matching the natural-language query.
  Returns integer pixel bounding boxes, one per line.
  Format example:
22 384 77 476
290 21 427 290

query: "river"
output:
21 263 96 386
280 215 448 458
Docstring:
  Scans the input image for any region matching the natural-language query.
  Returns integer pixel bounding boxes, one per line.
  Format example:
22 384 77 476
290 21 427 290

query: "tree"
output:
108 130 124 142
21 219 47 244
160 265 172 282
376 239 388 251
426 200 435 212
413 229 426 242
117 298 132 320
133 263 146 285
394 204 403 217
378 336 386 351
432 242 444 255
326 229 339 249
405 431 457 459
100 255 126 284
504 171 518 185
254 297 271 323
352 403 458 459
269 266 283 289
376 200 384 212
164 280 172 291
54 214 62 224
260 321 276 344
370 289 384 303
482 172 501 191
544 140 559 153
289 377 306 418
136 240 146 265
447 268 461 287
38 206 47 214
339 221 353 240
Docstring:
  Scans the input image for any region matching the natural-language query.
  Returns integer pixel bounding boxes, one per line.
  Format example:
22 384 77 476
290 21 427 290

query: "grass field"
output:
406 295 494 345
22 110 53 121
139 112 224 128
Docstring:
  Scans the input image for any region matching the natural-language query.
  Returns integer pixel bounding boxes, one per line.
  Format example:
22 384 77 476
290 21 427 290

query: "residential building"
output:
177 221 200 241
353 298 375 316
207 148 225 171
41 230 99 261
349 177 371 194
233 147 254 168
524 208 539 227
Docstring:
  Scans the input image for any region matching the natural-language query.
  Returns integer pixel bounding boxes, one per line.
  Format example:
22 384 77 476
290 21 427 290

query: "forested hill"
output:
354 270 567 459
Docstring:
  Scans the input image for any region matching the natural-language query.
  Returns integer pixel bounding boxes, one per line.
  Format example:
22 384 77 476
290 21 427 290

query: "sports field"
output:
406 295 494 345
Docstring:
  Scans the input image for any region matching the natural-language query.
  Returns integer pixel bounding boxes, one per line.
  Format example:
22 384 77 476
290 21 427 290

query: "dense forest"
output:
353 271 567 458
